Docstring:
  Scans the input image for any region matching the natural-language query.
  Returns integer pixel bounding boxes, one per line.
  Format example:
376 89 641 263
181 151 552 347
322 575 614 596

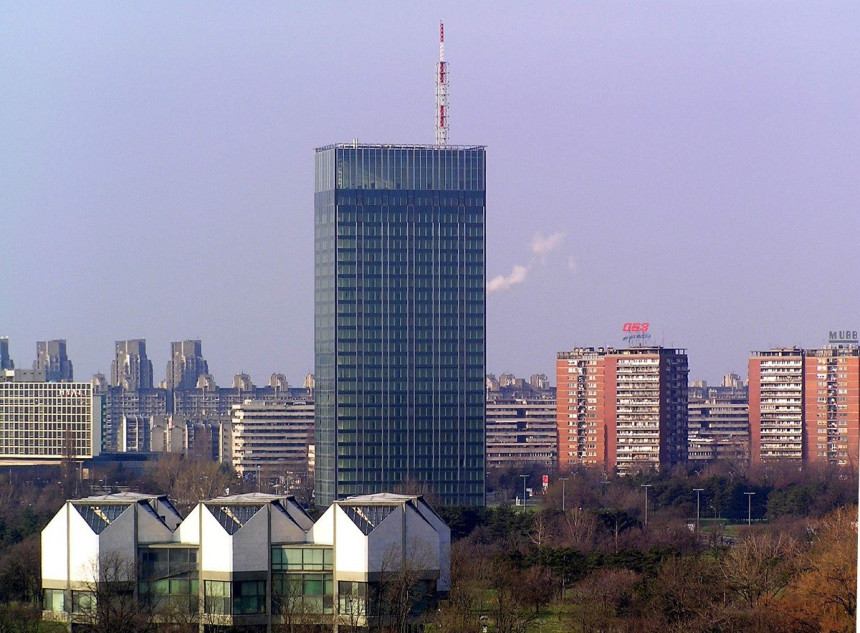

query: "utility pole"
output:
745 492 755 526
520 474 529 509
559 477 569 512
641 484 652 527
693 488 704 535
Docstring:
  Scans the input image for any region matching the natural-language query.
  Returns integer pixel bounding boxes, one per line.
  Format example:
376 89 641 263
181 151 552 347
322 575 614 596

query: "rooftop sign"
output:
622 322 652 345
828 330 858 345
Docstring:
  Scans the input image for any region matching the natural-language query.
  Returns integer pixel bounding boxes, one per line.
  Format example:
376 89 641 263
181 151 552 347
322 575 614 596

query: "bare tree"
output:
377 540 436 632
0 603 41 633
75 552 154 633
272 575 320 633
567 569 641 633
488 560 537 633
721 531 799 609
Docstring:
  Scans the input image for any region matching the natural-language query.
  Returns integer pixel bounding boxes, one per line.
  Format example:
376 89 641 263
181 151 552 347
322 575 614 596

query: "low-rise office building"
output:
0 370 102 463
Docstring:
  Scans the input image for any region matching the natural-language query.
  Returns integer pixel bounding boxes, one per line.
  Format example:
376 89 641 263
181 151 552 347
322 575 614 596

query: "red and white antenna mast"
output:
435 21 449 146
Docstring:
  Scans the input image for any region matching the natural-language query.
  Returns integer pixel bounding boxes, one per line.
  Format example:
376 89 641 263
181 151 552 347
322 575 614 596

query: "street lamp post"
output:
559 477 569 512
641 484 652 527
693 488 704 535
520 474 529 509
745 492 755 526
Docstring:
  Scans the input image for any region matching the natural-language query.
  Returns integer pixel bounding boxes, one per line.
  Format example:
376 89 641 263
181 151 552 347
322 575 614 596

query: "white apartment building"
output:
227 400 314 482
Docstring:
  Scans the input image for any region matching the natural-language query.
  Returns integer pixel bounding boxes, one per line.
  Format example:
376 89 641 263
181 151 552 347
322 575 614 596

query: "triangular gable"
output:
73 503 130 534
342 504 397 536
205 503 264 535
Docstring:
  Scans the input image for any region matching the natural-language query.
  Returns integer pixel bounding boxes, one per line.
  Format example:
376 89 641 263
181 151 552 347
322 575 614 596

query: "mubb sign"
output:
622 322 652 345
828 330 858 345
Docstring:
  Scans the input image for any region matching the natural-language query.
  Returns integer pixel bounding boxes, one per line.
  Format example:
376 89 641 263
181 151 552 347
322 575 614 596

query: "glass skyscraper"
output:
314 143 486 506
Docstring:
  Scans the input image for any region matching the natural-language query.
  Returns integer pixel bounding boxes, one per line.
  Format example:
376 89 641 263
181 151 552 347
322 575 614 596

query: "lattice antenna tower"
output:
435 21 449 146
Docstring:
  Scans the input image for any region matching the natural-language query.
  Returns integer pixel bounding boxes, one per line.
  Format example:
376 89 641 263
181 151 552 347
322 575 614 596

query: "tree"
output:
775 506 857 633
0 603 41 633
0 535 41 605
721 531 799 609
566 569 641 633
271 575 319 633
647 556 726 630
488 560 536 633
75 553 154 633
377 540 436 632
141 454 238 513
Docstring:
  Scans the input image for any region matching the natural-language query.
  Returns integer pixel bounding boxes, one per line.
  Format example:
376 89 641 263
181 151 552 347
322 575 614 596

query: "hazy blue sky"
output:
2 3 858 386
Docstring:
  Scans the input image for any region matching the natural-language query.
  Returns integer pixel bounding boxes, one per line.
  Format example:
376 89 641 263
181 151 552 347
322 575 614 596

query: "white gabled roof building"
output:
42 493 182 588
42 491 450 632
312 493 451 592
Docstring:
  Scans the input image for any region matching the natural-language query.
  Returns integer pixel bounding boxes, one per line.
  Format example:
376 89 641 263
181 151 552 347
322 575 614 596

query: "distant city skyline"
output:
3 4 858 386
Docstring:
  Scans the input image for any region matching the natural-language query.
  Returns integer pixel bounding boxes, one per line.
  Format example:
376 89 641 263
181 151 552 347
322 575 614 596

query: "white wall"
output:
270 505 310 544
332 506 368 575
137 503 178 544
41 505 71 584
67 509 101 584
308 508 333 545
199 506 234 574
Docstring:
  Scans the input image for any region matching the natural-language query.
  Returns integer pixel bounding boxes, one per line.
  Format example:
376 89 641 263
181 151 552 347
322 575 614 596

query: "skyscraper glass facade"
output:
314 143 486 506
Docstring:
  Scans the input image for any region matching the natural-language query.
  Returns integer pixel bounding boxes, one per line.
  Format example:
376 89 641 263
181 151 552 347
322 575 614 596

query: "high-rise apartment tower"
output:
165 340 208 392
749 346 859 466
34 340 73 382
556 346 689 473
111 339 154 390
314 143 486 506
0 338 13 371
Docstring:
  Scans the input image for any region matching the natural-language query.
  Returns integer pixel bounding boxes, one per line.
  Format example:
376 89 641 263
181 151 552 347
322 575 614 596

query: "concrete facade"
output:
0 373 102 462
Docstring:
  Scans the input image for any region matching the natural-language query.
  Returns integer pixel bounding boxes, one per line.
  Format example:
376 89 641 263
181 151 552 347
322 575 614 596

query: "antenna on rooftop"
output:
435 21 449 146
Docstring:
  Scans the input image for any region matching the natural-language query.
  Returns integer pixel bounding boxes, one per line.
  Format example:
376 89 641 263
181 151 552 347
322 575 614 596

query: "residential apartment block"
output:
34 339 74 382
485 399 557 469
227 399 314 482
749 346 859 466
556 347 688 473
688 397 749 463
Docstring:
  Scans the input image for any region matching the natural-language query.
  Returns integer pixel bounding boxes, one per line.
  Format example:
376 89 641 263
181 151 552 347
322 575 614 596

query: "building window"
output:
203 580 266 616
272 546 333 572
273 573 333 615
204 581 231 615
338 580 368 617
43 588 66 612
234 580 266 615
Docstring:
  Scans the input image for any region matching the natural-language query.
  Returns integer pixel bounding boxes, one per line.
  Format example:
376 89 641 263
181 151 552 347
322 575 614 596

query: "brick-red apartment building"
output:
556 347 688 473
749 346 859 467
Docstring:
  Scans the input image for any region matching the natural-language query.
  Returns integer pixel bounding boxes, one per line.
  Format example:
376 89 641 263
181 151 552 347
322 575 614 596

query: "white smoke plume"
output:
487 264 528 293
531 231 565 258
